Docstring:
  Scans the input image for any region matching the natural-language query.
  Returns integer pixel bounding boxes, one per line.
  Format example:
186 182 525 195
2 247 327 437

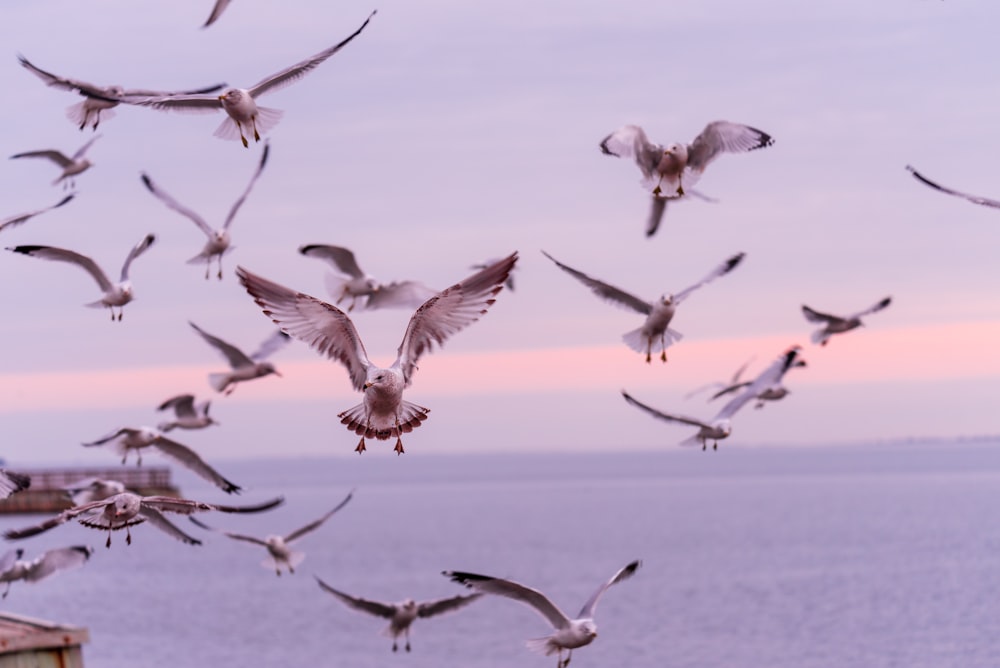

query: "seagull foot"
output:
645 352 652 363
652 185 662 196
405 643 411 652
240 135 249 149
355 437 367 454
676 185 685 196
394 438 405 455
660 351 668 363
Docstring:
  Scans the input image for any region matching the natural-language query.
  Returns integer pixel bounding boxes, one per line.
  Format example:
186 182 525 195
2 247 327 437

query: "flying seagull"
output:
10 135 100 189
905 165 1000 209
62 478 126 506
156 394 217 432
189 321 289 394
3 492 284 548
315 577 483 652
0 546 93 598
6 233 155 321
444 560 641 668
299 243 438 311
130 11 376 147
82 426 241 494
142 142 269 279
802 297 892 346
0 194 74 235
236 252 517 454
189 490 353 575
542 250 745 363
17 54 225 131
705 346 807 408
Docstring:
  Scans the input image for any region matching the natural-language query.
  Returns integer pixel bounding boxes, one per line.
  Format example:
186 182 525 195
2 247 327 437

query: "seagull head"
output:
257 362 281 378
579 619 598 639
664 142 688 162
401 599 417 611
660 294 674 307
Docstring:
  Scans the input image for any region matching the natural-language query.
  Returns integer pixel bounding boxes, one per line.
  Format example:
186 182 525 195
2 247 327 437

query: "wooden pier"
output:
0 612 88 667
0 466 179 514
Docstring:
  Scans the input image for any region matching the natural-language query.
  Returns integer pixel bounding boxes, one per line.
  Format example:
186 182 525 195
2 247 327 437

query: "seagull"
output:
600 122 772 236
130 11 376 147
0 194 75 235
2 492 284 548
82 426 241 494
236 253 517 455
0 470 31 499
6 233 155 321
203 0 233 27
802 297 892 346
299 243 438 311
156 394 217 432
315 577 483 652
705 346 807 408
10 135 100 188
189 321 289 394
542 250 745 363
0 546 93 598
443 560 641 668
905 165 1000 209
684 356 755 400
62 478 126 506
622 385 761 450
188 490 353 576
142 142 269 280
17 54 226 131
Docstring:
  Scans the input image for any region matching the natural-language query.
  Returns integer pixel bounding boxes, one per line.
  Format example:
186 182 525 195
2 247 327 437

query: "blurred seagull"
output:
685 356 756 400
131 11 376 147
622 387 759 451
236 252 517 455
6 233 155 321
0 546 93 598
82 426 241 494
17 54 225 131
600 122 772 236
905 165 1000 209
299 243 438 311
142 142 269 279
156 394 217 432
0 471 31 499
315 577 483 652
63 478 126 506
707 346 807 409
2 492 284 548
10 135 100 188
189 490 353 575
542 250 745 363
443 560 641 668
189 321 290 394
802 297 892 346
203 0 233 27
0 194 74 234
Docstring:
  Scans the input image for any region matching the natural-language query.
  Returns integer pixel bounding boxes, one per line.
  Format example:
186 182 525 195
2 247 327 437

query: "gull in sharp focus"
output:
542 250 745 363
600 121 772 237
706 345 807 409
82 426 241 494
189 490 353 575
6 233 155 321
0 194 74 235
130 11 376 147
157 394 217 432
299 243 438 311
0 546 93 598
905 165 1000 209
802 297 892 346
189 321 289 394
236 252 517 455
315 576 483 652
3 492 283 548
10 135 100 189
63 478 126 506
142 142 269 280
17 54 226 131
443 560 641 668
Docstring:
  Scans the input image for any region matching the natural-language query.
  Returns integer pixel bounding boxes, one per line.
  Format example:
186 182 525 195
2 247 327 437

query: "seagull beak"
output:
218 94 226 101
363 381 373 390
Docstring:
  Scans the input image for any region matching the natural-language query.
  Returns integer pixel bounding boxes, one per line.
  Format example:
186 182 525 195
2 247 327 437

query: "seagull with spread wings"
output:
0 194 74 235
3 492 283 548
156 394 217 432
444 560 641 668
905 165 1000 209
17 54 225 131
705 346 807 408
6 233 155 321
299 243 438 311
543 250 745 363
142 142 269 279
189 490 353 575
315 576 483 652
189 321 289 394
236 252 517 454
10 135 100 189
802 297 892 346
130 11 376 147
0 546 93 598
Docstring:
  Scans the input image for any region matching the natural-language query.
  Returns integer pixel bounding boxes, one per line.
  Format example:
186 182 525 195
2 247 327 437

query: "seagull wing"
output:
3 499 111 540
284 489 354 543
141 495 284 515
298 244 366 278
6 245 114 292
645 196 668 238
0 470 30 499
577 559 641 618
801 305 840 325
23 546 93 583
599 124 663 180
247 11 377 98
541 251 651 315
0 194 74 233
851 296 892 320
150 436 241 494
0 549 22 574
10 150 74 168
687 121 774 173
223 141 269 230
315 577 397 618
443 570 572 630
71 135 101 160
128 93 224 113
905 165 1000 209
249 328 291 361
673 252 745 304
235 267 372 391
81 427 133 447
395 253 517 386
417 593 484 618
621 391 712 429
119 233 156 282
203 0 233 27
188 516 268 546
17 55 112 99
137 506 202 545
157 394 197 417
140 173 213 237
189 321 255 369
364 281 439 310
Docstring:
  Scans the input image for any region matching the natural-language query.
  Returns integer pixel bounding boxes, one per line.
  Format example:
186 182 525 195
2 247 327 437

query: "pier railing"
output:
0 467 179 514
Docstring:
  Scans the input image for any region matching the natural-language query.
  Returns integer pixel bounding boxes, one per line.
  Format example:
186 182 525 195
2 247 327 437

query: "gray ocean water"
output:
2 440 1000 668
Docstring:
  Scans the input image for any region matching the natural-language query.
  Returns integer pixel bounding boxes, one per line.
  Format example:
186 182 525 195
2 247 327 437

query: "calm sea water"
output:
2 441 1000 668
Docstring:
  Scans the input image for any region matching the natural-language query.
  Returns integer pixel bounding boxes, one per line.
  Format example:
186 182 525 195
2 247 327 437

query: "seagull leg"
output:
106 531 112 548
394 437 405 455
126 525 132 545
392 640 398 652
2 583 11 599
252 116 261 143
713 441 718 451
117 309 123 321
355 437 367 454
276 568 282 577
217 256 224 280
205 264 211 280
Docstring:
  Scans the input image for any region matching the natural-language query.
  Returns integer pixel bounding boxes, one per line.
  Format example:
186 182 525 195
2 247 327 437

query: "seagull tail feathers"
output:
208 373 231 393
65 101 111 131
525 636 560 657
621 327 682 355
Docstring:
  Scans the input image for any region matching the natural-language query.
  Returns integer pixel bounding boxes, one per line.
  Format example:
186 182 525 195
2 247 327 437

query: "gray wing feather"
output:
6 245 113 292
542 251 651 315
0 194 74 233
905 165 1000 209
673 252 745 304
284 490 353 543
621 391 711 429
119 233 156 282
687 121 774 172
442 570 571 630
150 436 240 494
141 173 213 236
223 141 269 230
417 593 484 618
23 546 93 583
577 560 641 618
190 321 256 369
298 244 366 278
315 577 397 618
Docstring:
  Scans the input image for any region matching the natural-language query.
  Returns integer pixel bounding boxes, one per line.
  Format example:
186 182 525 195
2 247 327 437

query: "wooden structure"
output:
0 612 88 667
0 467 179 514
